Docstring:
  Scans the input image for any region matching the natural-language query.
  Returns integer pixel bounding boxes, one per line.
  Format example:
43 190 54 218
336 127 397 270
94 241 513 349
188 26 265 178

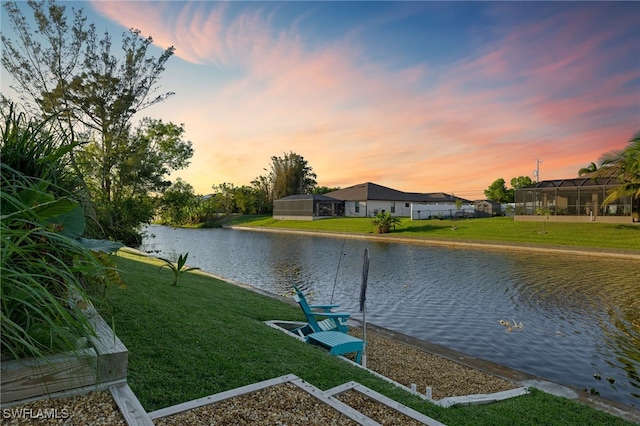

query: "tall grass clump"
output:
1 106 121 361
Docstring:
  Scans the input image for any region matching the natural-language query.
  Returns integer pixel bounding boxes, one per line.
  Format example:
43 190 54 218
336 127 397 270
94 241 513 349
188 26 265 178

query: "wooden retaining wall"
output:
1 309 128 404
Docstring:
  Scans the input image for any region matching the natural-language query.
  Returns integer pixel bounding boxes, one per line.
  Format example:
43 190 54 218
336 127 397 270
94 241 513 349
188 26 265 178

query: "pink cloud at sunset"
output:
68 2 640 197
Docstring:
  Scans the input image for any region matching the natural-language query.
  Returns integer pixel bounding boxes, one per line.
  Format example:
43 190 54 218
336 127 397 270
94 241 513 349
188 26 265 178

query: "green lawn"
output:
225 215 640 251
100 249 636 425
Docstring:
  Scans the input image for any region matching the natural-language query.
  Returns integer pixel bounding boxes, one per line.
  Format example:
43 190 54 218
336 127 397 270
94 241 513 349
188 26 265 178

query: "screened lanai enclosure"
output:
514 176 639 223
273 194 345 220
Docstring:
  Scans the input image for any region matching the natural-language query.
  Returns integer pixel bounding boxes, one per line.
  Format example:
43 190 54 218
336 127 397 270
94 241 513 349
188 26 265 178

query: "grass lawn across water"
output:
225 215 640 251
100 249 636 425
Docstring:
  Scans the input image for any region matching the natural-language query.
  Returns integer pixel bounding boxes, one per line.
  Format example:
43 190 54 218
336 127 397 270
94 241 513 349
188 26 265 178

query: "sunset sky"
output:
2 1 639 199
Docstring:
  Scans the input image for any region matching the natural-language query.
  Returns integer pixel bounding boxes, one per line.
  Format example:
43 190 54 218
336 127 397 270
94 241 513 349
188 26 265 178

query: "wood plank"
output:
325 381 447 426
148 374 299 419
109 383 154 426
86 309 128 382
290 378 380 426
0 348 97 403
1 311 128 404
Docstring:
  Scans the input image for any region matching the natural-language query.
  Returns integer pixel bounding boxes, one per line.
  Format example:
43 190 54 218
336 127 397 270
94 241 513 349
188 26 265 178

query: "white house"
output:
325 182 472 218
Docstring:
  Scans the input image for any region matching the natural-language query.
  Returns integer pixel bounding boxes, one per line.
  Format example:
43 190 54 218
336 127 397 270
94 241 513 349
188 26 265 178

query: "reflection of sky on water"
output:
140 225 640 407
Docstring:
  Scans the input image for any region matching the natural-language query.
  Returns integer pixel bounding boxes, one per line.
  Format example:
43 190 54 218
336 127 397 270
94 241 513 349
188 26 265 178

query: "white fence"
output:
410 203 475 220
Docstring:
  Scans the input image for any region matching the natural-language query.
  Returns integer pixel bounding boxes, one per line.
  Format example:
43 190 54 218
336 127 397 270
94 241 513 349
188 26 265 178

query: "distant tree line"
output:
156 152 335 226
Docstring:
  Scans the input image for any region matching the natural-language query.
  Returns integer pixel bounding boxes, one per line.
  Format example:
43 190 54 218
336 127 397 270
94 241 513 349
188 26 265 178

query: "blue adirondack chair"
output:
292 285 350 336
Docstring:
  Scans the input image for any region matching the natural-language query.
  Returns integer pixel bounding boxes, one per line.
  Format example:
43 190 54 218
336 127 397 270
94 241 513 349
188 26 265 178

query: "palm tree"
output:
593 131 640 219
578 162 598 176
372 212 401 234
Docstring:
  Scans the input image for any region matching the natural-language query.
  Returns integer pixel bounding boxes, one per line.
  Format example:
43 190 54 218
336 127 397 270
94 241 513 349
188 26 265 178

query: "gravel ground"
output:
351 329 517 400
2 329 517 425
154 382 359 426
1 390 127 425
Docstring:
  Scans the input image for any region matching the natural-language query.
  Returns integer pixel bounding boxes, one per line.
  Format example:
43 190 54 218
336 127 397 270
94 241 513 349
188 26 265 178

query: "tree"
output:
210 183 238 215
593 131 640 217
249 174 273 214
77 118 192 244
484 178 512 203
252 152 317 207
313 186 340 194
510 176 533 190
578 162 598 176
2 0 185 245
234 185 265 215
2 0 90 144
2 1 175 137
270 152 317 199
157 178 196 225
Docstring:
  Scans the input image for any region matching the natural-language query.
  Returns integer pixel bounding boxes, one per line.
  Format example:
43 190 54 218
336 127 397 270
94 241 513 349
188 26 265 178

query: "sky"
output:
2 1 639 199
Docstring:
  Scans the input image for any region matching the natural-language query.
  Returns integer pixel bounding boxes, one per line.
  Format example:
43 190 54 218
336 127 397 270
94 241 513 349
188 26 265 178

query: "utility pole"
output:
534 158 543 182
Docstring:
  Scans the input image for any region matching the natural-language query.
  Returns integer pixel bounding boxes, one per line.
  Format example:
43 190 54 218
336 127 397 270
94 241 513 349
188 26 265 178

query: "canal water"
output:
139 224 640 408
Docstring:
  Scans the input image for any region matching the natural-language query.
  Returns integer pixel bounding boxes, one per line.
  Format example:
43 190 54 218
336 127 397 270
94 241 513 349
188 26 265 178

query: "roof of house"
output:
519 174 620 190
274 194 341 202
325 182 472 203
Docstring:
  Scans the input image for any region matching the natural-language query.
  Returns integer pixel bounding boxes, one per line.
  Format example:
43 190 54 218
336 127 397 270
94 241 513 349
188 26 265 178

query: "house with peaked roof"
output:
325 182 471 218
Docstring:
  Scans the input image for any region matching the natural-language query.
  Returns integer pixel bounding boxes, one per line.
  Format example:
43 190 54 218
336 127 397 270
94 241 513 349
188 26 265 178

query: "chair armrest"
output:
311 311 350 319
309 303 340 311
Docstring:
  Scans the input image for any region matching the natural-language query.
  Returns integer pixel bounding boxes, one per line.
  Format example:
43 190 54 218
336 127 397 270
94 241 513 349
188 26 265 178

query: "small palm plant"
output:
372 212 401 234
535 206 551 234
159 253 200 286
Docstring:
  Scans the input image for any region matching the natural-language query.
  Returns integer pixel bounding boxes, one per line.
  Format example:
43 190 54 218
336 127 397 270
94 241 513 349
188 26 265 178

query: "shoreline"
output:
225 225 640 260
354 320 640 424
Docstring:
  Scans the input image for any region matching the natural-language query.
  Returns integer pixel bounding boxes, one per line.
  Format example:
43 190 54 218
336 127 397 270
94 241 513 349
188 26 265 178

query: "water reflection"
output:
139 225 639 407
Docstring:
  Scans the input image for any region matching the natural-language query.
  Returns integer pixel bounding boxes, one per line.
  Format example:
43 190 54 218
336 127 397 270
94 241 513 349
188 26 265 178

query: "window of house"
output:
355 201 360 213
405 203 410 208
390 202 395 213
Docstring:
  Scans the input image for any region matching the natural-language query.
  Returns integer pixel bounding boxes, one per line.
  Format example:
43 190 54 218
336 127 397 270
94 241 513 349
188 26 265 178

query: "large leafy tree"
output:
2 0 191 245
485 176 533 203
256 151 317 202
157 178 197 225
234 185 268 215
210 183 238 215
250 174 273 213
75 118 192 243
76 118 193 203
484 178 512 203
250 152 317 210
510 176 533 190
